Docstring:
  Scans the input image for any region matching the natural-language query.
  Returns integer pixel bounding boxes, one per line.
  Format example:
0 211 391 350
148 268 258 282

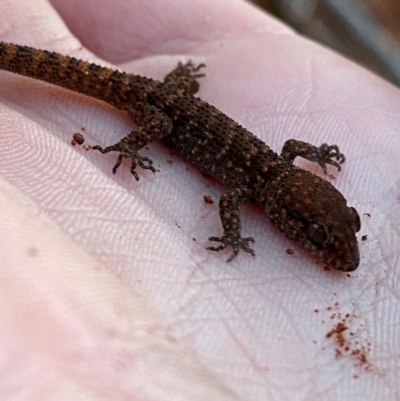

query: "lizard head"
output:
262 167 361 272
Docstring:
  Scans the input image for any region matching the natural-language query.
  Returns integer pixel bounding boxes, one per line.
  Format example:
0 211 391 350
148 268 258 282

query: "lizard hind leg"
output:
92 140 156 181
92 102 173 180
163 61 206 94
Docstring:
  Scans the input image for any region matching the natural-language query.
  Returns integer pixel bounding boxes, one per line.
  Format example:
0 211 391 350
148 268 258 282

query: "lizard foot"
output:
92 145 156 181
164 61 206 94
316 143 346 174
177 61 206 79
207 235 255 262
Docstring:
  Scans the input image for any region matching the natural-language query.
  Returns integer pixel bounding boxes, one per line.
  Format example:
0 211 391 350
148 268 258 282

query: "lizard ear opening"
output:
349 207 361 232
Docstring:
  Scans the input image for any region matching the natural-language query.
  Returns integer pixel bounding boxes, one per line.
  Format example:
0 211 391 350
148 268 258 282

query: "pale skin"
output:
0 0 399 400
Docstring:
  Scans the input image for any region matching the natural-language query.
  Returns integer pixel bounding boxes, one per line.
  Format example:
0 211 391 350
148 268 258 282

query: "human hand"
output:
1 0 399 399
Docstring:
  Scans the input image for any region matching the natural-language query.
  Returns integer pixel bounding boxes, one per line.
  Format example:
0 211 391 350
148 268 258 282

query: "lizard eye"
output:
349 207 361 232
306 223 327 245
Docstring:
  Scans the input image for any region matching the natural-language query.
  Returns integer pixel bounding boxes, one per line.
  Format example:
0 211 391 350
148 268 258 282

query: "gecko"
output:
0 42 361 271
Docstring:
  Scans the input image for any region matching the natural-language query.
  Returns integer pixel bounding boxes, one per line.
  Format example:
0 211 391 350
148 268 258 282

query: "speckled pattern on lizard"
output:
0 42 361 271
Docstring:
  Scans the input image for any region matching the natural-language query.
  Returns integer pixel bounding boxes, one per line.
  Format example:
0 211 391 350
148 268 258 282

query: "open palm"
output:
0 0 399 400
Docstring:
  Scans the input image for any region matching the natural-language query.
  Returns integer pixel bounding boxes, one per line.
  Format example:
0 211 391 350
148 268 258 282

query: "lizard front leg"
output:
92 102 173 180
208 188 255 262
280 139 346 174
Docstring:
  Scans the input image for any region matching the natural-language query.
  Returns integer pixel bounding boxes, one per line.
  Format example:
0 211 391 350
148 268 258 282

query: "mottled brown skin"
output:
0 42 361 271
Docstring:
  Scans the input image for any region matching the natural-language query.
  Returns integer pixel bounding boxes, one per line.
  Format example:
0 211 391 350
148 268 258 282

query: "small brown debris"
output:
204 195 214 204
286 248 294 255
71 132 85 146
81 126 85 132
326 322 347 346
361 235 368 241
363 213 371 217
167 159 173 164
325 312 373 373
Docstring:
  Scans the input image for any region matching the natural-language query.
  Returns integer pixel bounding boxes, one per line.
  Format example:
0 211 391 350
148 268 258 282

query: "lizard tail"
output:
0 41 147 109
